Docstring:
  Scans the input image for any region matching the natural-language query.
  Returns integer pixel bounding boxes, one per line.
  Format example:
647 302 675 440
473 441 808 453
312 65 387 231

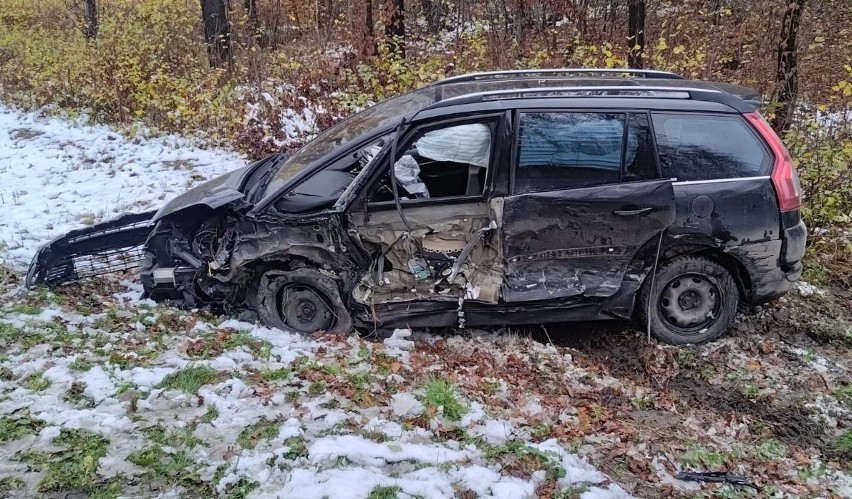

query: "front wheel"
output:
257 268 352 335
639 256 739 345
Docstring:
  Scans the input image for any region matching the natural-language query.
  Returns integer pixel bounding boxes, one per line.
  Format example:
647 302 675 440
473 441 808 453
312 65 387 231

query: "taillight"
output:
744 112 802 211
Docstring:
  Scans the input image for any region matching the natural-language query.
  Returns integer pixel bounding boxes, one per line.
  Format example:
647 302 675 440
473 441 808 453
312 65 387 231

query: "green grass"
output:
680 446 730 469
142 424 202 449
806 318 852 347
834 385 852 408
741 438 788 462
225 478 260 499
283 436 309 460
0 322 25 346
259 367 291 382
308 380 326 395
9 304 42 315
555 485 591 498
69 357 93 372
201 404 219 423
24 370 50 391
127 445 203 487
740 384 760 400
0 410 46 442
17 428 110 493
481 439 566 481
0 477 24 494
222 330 273 360
156 366 219 394
65 381 92 407
368 485 401 499
832 430 852 453
420 378 469 421
237 417 280 449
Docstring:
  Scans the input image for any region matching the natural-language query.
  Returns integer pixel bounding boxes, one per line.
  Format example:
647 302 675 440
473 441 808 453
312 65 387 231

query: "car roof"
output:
415 69 761 114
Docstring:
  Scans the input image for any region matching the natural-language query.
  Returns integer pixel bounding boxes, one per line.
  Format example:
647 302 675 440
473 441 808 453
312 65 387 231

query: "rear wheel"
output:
639 256 738 344
257 268 352 335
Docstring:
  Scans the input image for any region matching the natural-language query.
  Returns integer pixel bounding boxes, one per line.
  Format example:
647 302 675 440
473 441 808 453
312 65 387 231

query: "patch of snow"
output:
389 392 424 418
795 281 817 296
383 328 414 352
308 434 472 466
0 104 243 267
82 365 116 404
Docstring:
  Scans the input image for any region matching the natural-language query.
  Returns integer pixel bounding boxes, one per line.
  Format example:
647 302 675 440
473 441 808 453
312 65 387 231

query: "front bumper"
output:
26 211 157 288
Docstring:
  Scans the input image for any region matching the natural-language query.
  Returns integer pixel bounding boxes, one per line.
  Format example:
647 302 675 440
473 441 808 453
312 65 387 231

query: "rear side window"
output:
515 112 624 193
652 114 771 181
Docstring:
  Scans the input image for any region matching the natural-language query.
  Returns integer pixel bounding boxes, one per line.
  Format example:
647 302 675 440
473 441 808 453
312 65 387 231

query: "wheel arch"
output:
658 243 753 303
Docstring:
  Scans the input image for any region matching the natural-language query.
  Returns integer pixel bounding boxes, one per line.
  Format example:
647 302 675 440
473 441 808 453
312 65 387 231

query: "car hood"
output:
153 154 290 222
153 165 251 222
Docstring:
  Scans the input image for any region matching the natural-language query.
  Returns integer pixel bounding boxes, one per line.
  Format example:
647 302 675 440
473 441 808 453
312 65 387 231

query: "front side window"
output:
515 112 625 194
652 113 771 181
369 121 494 203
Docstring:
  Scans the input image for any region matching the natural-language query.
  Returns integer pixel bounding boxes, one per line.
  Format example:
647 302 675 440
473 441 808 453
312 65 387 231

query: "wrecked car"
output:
27 68 807 344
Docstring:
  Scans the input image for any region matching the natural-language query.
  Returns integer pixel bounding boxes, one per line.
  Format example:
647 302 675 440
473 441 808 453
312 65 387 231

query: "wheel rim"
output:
658 273 722 335
278 283 335 334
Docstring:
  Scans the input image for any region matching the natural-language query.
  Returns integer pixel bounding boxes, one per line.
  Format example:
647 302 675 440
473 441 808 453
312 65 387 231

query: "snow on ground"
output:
0 104 244 266
0 278 631 498
0 106 631 498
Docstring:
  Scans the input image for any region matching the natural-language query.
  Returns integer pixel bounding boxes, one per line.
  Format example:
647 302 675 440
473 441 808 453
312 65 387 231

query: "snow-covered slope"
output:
0 104 243 267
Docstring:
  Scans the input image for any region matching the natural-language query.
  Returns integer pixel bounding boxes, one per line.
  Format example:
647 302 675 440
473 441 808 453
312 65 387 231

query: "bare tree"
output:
65 0 99 40
627 0 645 69
244 0 258 29
385 0 405 58
772 0 806 132
200 0 232 67
360 0 377 57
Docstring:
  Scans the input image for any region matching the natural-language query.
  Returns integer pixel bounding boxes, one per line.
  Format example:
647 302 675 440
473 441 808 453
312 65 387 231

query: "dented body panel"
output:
501 180 676 302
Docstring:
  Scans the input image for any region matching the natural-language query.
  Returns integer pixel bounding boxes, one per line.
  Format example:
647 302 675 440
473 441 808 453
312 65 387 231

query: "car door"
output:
347 112 511 315
501 111 676 302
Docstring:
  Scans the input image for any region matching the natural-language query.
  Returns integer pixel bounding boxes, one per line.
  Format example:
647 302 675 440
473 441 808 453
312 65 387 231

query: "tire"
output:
257 268 352 335
638 256 738 345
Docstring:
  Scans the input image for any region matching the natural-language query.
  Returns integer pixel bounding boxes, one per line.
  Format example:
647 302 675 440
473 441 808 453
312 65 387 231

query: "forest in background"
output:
0 0 850 285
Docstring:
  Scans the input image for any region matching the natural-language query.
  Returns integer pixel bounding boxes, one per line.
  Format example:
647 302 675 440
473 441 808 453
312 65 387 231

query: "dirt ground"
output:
517 282 852 497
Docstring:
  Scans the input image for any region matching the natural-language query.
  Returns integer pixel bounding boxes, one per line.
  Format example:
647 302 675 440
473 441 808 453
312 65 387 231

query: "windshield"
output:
269 89 437 189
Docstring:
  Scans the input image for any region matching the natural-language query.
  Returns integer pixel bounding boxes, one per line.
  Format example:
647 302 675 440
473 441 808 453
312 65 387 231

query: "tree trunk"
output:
385 0 405 58
244 0 258 26
361 0 377 57
83 0 98 39
627 0 645 69
772 0 806 132
200 0 231 67
244 0 260 44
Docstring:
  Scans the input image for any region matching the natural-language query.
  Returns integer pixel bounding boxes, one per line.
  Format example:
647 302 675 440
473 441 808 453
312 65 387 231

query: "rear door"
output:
501 111 676 302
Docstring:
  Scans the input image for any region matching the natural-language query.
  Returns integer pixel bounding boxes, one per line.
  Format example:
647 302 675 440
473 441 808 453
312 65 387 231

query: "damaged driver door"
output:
501 111 676 302
349 113 510 325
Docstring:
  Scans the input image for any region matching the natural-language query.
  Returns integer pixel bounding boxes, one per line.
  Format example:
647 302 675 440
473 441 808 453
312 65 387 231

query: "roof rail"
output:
428 85 752 112
432 68 684 86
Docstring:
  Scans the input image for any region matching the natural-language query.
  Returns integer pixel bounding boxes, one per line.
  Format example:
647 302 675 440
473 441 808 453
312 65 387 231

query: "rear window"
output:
652 114 771 181
515 112 625 193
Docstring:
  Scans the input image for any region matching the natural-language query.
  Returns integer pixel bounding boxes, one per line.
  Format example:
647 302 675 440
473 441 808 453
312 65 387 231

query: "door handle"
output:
613 207 653 216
